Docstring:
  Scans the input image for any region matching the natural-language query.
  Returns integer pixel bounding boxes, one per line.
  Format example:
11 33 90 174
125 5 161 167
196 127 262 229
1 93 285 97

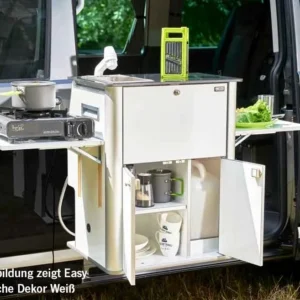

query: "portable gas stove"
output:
0 108 95 143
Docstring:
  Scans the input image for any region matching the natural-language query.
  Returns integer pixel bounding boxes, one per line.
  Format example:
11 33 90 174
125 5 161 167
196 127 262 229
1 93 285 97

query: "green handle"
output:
170 178 184 196
0 91 22 97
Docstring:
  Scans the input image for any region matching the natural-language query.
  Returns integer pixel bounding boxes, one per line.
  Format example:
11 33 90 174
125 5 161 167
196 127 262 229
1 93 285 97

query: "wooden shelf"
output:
135 201 186 215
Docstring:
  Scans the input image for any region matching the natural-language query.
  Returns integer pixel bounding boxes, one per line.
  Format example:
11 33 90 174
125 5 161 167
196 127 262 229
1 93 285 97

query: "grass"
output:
56 261 300 300
16 261 300 300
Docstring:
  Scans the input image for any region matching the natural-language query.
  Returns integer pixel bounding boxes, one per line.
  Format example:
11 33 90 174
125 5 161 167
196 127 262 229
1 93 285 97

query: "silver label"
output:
214 86 225 92
11 124 25 132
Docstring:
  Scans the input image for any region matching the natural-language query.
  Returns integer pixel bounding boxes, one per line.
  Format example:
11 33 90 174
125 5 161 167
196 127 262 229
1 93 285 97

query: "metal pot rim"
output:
11 81 56 87
148 169 172 175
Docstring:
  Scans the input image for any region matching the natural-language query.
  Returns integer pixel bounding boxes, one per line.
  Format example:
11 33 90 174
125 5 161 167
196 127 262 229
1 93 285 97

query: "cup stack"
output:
155 212 182 257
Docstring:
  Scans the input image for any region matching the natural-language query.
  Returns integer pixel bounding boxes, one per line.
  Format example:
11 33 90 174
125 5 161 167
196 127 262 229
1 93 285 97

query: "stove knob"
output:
66 123 74 137
77 122 88 137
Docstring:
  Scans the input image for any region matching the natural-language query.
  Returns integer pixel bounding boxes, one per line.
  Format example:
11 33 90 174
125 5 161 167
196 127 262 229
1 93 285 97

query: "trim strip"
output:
270 0 279 53
0 79 72 88
0 249 82 270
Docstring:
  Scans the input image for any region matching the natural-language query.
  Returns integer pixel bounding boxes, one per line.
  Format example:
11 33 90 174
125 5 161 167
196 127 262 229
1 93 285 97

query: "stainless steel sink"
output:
81 74 153 84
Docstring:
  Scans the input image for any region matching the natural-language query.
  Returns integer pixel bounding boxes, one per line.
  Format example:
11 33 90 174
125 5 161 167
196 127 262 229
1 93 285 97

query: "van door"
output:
283 0 300 259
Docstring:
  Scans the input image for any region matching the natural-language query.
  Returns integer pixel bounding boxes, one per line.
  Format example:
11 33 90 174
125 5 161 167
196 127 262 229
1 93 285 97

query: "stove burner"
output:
19 111 51 119
0 108 95 141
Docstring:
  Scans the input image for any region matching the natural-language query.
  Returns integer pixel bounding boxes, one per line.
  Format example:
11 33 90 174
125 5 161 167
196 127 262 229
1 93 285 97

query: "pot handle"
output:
170 178 184 197
16 87 27 104
56 96 62 106
0 91 22 97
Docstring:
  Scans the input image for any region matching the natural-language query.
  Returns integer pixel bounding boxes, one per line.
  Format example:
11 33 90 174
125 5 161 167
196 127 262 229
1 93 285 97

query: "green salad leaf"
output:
236 100 271 123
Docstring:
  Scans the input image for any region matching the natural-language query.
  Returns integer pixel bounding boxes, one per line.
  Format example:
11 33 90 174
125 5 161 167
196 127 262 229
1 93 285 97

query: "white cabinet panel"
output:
123 167 136 285
123 84 227 164
219 159 265 266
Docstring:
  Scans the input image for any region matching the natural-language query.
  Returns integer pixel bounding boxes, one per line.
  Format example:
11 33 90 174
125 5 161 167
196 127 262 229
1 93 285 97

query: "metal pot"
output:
147 169 184 203
10 81 61 110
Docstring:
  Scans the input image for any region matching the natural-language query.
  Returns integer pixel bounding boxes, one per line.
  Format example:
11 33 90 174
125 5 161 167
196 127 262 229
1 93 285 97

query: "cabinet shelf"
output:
135 201 186 215
136 252 225 272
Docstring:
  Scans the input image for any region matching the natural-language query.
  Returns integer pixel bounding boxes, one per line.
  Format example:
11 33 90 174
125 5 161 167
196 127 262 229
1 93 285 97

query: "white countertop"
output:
0 120 298 151
0 137 103 151
235 120 300 136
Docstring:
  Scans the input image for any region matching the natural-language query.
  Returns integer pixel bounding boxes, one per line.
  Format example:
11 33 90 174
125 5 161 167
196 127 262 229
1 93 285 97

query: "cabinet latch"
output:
251 168 262 178
135 179 140 190
125 179 140 189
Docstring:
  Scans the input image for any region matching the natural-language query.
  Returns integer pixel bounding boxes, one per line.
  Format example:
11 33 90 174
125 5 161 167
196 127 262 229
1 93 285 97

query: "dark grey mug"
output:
147 169 184 203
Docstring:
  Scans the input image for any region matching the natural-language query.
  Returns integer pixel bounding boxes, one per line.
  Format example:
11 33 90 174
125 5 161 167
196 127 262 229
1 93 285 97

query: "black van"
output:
1 0 300 296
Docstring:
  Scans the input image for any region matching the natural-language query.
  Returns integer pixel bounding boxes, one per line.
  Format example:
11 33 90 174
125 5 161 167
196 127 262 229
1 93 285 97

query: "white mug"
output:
155 230 180 257
157 212 182 233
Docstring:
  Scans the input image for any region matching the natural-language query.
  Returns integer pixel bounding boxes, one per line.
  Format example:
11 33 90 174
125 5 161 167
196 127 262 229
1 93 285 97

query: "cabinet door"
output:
219 159 265 266
123 167 136 285
123 84 227 164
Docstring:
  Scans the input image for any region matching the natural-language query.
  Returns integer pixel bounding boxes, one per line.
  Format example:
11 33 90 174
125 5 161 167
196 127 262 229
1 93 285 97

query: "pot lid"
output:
137 173 152 184
148 169 172 175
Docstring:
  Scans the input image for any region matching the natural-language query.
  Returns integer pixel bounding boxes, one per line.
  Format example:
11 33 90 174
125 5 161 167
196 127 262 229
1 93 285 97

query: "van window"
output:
0 0 47 80
182 0 243 47
77 0 135 54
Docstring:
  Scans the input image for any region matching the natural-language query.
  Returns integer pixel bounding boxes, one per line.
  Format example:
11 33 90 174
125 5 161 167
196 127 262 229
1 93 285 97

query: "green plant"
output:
182 0 242 46
77 0 134 50
76 0 243 50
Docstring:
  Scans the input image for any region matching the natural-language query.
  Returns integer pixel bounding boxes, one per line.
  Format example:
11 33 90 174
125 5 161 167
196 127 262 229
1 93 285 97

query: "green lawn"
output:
58 260 300 300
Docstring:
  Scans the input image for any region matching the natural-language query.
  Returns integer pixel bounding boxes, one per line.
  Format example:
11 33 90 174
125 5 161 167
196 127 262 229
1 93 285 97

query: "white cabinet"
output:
123 84 228 164
121 157 265 284
219 159 265 266
67 76 300 286
123 168 136 285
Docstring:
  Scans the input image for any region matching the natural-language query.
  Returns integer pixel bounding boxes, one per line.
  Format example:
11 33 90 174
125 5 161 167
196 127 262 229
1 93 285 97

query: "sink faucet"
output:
94 46 118 76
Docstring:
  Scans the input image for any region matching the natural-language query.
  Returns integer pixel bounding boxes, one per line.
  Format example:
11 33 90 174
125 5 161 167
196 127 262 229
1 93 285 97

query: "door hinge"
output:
70 147 102 164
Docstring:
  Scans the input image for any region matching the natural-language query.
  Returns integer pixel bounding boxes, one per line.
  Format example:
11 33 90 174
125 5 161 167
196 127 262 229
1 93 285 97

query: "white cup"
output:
157 212 182 233
155 230 180 257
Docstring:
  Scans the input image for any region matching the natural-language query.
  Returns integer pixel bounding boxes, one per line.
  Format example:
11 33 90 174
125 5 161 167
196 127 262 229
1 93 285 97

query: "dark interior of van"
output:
0 0 292 258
